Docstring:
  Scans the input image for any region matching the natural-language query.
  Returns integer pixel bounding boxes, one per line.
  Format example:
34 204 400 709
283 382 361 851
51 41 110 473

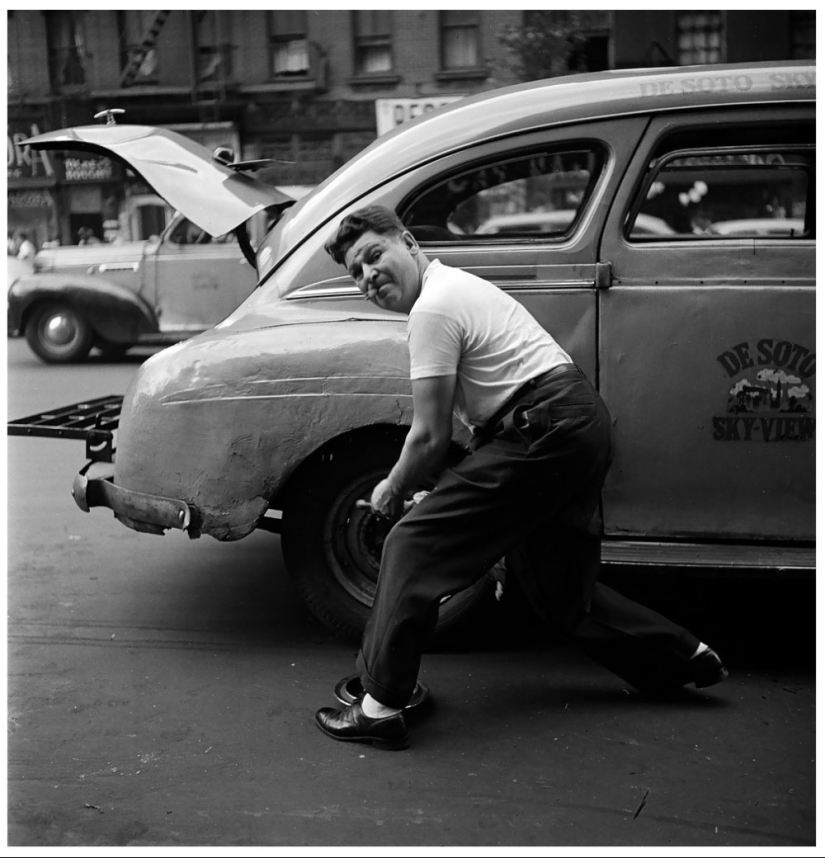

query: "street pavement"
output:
6 337 816 847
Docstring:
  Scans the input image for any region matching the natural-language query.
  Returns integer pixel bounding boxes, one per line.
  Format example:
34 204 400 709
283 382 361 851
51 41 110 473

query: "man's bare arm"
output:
370 374 457 517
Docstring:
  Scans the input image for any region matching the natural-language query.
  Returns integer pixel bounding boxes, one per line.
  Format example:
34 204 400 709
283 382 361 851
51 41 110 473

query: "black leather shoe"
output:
682 647 729 688
315 699 410 751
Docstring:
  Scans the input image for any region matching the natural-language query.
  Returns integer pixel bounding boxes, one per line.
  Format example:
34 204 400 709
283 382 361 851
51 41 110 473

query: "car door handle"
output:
95 262 140 273
595 262 612 289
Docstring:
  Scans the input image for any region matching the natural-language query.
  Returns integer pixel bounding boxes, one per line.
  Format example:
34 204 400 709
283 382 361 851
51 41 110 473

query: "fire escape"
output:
119 10 171 88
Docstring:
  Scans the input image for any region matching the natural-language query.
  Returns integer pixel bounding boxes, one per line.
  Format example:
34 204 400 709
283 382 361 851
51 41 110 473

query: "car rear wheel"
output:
25 301 94 364
280 433 493 643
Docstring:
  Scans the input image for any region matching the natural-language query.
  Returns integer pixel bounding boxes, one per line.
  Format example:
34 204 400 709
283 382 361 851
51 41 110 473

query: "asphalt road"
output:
6 336 816 847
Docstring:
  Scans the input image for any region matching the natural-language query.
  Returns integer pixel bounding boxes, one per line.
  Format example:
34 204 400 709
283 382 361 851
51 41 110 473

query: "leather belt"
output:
472 363 581 445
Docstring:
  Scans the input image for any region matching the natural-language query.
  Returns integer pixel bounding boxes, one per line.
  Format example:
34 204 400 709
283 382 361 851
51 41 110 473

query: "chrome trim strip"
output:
287 280 593 299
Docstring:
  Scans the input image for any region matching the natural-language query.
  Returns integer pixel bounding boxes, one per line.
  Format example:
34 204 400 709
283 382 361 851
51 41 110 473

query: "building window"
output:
46 11 89 89
440 11 480 70
353 11 393 74
117 10 167 86
269 10 310 77
676 12 724 65
790 11 815 60
568 32 611 73
197 44 233 82
194 11 233 81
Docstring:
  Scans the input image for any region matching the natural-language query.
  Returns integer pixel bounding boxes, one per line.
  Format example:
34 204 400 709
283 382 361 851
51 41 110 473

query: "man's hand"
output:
370 477 406 520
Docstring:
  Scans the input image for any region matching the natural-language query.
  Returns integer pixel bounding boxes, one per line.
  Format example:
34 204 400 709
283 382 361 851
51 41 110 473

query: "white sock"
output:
361 693 402 718
691 642 709 659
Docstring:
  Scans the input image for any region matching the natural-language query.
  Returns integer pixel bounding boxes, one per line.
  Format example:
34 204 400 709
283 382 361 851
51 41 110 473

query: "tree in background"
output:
498 11 591 82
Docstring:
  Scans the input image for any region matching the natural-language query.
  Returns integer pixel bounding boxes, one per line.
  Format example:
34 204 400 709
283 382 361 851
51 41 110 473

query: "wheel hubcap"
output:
326 482 387 605
44 313 77 346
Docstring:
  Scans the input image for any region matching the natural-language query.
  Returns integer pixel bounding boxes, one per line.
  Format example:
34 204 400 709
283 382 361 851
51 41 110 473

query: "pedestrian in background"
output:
15 230 36 262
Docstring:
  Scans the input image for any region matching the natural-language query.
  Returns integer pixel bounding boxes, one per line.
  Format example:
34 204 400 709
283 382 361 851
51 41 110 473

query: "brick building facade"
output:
7 10 814 249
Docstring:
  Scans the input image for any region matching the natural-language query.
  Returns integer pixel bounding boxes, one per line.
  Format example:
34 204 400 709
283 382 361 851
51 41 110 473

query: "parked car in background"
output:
7 212 264 363
17 61 815 641
708 217 806 237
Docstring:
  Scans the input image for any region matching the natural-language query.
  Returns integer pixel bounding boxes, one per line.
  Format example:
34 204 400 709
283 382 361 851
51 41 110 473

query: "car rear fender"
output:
10 273 157 343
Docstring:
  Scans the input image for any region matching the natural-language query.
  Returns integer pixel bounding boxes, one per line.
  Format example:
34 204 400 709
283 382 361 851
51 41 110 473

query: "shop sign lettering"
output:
7 122 53 180
8 188 54 208
713 339 814 442
65 156 113 182
375 97 464 136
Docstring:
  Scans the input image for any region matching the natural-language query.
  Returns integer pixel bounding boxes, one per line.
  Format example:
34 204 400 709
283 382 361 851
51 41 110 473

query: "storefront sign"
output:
375 97 465 136
8 121 54 181
8 188 55 208
64 156 114 182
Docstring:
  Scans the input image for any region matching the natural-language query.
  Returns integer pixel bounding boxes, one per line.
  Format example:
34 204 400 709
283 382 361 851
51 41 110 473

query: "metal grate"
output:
8 395 123 439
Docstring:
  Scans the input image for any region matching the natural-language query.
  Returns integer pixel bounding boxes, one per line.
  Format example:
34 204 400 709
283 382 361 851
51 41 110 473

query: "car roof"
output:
278 61 814 257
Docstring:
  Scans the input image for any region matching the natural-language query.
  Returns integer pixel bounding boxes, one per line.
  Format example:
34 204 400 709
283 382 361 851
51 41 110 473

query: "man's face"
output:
343 229 422 314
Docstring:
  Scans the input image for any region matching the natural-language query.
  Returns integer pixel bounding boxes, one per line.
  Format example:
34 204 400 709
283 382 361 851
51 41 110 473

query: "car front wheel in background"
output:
280 433 493 644
24 301 94 364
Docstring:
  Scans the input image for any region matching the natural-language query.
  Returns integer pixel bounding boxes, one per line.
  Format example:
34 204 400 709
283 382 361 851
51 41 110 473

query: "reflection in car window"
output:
402 148 604 241
630 148 814 240
168 218 238 245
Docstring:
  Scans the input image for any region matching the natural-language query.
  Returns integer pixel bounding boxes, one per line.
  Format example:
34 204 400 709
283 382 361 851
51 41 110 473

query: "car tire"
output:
280 433 493 643
25 301 94 364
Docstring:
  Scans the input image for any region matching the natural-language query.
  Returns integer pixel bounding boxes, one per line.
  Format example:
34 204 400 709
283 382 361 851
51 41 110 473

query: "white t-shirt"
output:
407 259 572 429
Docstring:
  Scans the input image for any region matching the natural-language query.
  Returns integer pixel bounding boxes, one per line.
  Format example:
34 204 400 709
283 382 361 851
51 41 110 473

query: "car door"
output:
285 118 650 383
149 217 258 331
598 105 815 543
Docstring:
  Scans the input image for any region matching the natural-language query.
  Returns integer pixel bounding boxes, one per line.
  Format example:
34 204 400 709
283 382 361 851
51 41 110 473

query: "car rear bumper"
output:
72 460 196 536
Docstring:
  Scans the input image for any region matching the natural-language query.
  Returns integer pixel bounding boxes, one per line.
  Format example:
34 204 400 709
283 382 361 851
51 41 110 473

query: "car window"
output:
167 218 238 245
401 147 604 241
629 146 814 240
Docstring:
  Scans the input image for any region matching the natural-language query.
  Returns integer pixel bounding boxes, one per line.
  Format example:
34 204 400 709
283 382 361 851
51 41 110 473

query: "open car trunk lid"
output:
25 125 294 237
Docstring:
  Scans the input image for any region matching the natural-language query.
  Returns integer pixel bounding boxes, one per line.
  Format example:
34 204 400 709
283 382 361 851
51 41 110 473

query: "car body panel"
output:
32 239 148 277
146 239 257 332
114 315 422 539
599 105 815 542
19 62 814 572
24 124 294 237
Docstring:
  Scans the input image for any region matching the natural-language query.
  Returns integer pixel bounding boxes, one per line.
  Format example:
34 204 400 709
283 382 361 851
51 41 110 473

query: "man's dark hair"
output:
324 205 406 266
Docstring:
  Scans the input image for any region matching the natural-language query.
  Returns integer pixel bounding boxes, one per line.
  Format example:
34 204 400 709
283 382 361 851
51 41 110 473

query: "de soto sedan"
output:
12 60 815 641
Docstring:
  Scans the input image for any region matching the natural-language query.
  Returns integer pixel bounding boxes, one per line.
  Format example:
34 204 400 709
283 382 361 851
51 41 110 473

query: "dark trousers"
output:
357 366 699 709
